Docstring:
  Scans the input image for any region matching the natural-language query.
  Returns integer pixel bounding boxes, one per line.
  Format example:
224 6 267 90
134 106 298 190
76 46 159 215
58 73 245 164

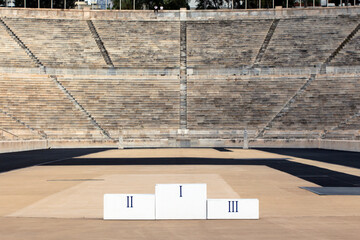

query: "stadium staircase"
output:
180 21 188 130
87 20 114 68
253 19 280 67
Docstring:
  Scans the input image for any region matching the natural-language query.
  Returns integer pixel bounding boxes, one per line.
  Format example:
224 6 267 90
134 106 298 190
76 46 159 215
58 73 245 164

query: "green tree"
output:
112 0 134 9
196 0 224 9
113 0 189 9
199 0 296 8
163 0 189 9
0 0 4 6
14 0 75 8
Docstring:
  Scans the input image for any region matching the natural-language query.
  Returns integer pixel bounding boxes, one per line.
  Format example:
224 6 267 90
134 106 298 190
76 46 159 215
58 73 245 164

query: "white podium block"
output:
104 194 155 220
155 184 207 219
207 199 259 219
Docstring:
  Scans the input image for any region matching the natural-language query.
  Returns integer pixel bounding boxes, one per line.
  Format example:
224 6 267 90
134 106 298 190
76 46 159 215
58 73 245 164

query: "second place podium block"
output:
104 194 155 220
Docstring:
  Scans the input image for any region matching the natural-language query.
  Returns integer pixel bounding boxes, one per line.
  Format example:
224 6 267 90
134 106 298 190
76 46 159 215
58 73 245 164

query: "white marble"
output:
207 199 259 219
155 183 207 219
104 194 155 220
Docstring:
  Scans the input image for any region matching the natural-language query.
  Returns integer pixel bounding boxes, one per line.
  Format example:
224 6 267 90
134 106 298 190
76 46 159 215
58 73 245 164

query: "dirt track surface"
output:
0 148 360 239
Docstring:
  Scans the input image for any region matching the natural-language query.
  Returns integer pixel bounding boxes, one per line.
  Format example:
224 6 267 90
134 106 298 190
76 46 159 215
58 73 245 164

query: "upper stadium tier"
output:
0 7 359 73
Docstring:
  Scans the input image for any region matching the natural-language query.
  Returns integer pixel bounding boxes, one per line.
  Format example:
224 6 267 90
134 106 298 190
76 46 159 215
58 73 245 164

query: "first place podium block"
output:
104 194 155 220
155 184 207 219
207 199 259 219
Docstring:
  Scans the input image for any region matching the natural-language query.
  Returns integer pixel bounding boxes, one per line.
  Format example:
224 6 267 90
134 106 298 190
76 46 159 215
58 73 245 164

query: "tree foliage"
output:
163 0 189 9
112 0 189 10
196 0 300 8
14 0 75 8
196 0 223 8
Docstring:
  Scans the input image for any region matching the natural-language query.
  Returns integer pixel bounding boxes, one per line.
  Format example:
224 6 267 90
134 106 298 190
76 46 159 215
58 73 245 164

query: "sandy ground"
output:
0 148 360 239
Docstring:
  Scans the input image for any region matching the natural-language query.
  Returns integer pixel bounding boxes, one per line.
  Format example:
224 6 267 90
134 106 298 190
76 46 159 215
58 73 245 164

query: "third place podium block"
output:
104 194 155 220
207 199 259 219
155 184 207 219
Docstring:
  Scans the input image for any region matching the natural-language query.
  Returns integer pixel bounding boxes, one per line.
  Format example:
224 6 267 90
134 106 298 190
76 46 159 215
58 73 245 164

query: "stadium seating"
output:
263 74 360 139
0 112 40 140
93 20 180 69
260 16 360 67
3 18 107 69
187 75 308 131
0 74 103 139
187 20 272 69
325 112 360 140
336 115 360 131
330 31 360 66
0 25 37 68
57 75 180 137
0 11 359 145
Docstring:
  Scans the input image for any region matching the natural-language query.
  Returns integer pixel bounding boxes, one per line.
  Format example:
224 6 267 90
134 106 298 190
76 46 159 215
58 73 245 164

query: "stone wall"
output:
0 7 360 21
0 140 47 153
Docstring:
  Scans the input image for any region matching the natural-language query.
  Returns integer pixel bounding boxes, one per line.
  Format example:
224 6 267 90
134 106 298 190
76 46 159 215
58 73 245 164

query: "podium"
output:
104 184 259 220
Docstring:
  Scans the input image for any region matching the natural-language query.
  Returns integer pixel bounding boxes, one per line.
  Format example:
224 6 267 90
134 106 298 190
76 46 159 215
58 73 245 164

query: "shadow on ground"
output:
257 148 360 168
2 148 360 187
44 156 360 187
0 148 113 173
